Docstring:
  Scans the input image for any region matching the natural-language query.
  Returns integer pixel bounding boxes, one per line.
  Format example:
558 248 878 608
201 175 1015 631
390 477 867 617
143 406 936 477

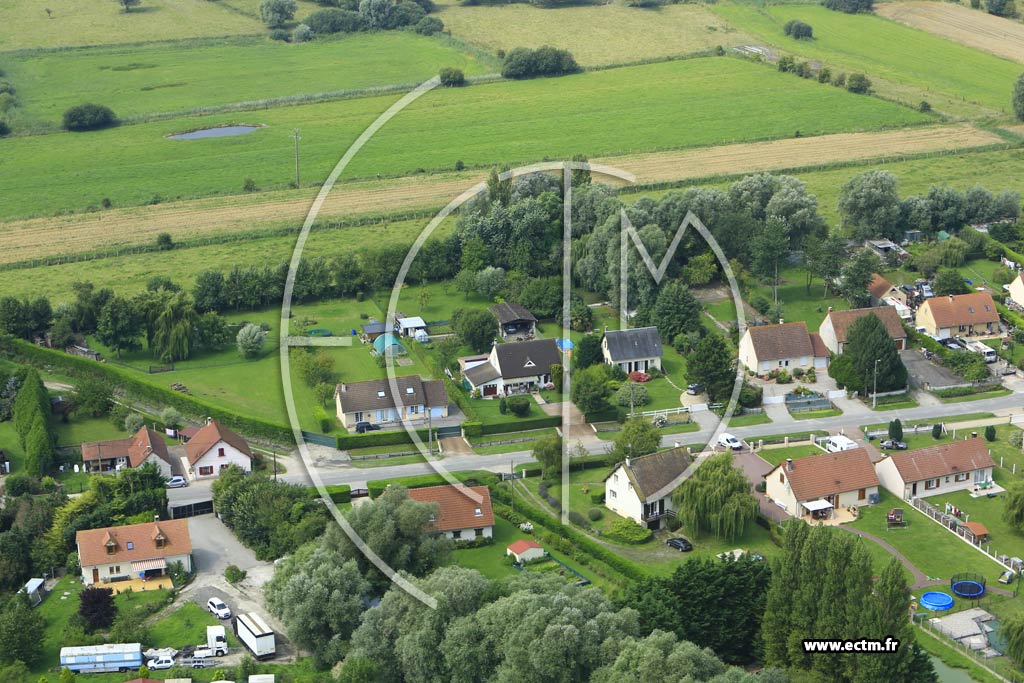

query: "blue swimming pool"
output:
920 591 954 611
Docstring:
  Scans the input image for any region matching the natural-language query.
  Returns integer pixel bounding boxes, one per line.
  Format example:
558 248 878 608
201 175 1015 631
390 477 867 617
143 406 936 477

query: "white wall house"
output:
183 419 252 480
818 307 908 356
601 327 663 374
335 375 448 430
462 338 561 397
738 322 829 376
764 449 879 521
874 438 995 500
1007 273 1024 305
406 485 495 541
76 519 192 586
604 448 691 530
81 427 175 478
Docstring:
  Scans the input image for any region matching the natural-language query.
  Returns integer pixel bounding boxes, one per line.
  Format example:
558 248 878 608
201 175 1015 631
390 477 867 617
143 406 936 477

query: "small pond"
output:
167 125 261 140
930 655 979 683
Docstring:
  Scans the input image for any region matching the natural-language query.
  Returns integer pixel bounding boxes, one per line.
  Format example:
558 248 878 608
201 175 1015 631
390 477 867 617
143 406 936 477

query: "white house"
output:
764 448 880 521
335 375 448 430
738 322 829 376
818 307 908 356
1007 273 1024 305
80 426 174 478
76 519 192 586
182 419 252 480
601 327 663 374
604 447 691 530
874 438 995 500
506 539 545 563
462 338 561 397
406 485 494 541
915 292 999 339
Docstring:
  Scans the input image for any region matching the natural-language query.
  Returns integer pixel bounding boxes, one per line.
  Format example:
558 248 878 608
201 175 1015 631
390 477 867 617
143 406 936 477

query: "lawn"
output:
711 4 1022 116
147 600 239 650
0 56 929 220
727 412 772 427
757 444 822 466
938 388 1013 404
52 413 135 447
4 33 489 125
791 407 843 420
705 299 738 323
870 397 920 412
769 265 850 329
522 467 615 534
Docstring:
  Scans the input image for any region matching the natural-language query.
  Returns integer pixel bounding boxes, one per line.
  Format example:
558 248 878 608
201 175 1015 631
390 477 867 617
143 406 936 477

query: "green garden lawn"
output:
147 600 239 650
757 444 822 466
0 56 928 220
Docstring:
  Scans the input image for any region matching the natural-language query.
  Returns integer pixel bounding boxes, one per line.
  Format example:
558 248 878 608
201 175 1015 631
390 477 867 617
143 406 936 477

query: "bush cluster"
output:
822 0 872 13
501 46 579 79
783 19 813 39
603 517 653 544
63 103 117 132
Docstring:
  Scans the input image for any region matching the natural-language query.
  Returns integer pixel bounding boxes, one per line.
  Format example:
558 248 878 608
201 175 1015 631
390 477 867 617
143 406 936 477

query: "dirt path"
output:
0 124 1003 264
876 2 1024 64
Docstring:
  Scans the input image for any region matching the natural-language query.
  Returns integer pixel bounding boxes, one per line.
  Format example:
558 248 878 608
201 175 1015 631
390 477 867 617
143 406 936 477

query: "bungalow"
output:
604 447 691 529
818 307 908 356
81 427 174 478
737 322 829 376
462 338 561 397
182 419 252 480
915 292 999 339
507 539 545 563
764 448 880 521
76 519 192 586
335 375 448 430
406 484 494 541
1007 273 1024 305
874 438 994 500
601 327 663 374
490 303 537 340
868 273 907 307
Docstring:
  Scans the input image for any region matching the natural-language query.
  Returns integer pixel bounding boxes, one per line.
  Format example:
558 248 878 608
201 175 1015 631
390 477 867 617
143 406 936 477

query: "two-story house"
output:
76 519 192 586
818 307 907 356
406 484 494 541
604 447 691 529
182 419 252 480
738 322 830 376
915 292 999 339
461 338 561 397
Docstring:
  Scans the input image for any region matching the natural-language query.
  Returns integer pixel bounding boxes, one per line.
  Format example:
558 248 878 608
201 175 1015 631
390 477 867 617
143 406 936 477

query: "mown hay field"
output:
435 2 753 66
0 0 263 50
2 33 491 124
0 56 928 220
876 1 1024 64
712 4 1022 115
0 123 998 264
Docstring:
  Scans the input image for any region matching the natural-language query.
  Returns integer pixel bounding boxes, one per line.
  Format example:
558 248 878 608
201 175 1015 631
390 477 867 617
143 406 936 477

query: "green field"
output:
3 33 489 125
712 4 1022 116
0 56 929 220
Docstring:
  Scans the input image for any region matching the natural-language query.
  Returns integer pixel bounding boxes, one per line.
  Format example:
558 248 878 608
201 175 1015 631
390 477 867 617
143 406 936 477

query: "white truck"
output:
207 624 229 656
234 613 276 660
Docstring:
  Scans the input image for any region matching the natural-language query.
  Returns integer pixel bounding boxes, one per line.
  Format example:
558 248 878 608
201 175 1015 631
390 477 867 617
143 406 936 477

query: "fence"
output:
910 497 1023 573
929 377 1004 392
784 393 833 413
301 431 337 448
632 405 691 418
170 500 214 519
916 619 1018 682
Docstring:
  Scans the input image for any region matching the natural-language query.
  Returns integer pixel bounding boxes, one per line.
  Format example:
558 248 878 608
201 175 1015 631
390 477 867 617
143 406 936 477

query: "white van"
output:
824 435 858 453
718 433 743 451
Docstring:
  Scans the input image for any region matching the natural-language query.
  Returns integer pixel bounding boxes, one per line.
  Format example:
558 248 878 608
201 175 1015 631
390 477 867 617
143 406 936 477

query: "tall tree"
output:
838 170 902 240
844 312 907 394
750 217 790 283
532 435 563 479
570 364 609 413
0 595 45 666
838 249 883 308
95 296 140 358
687 333 734 402
652 280 702 341
1014 72 1024 122
803 233 846 296
151 293 199 362
573 334 603 369
78 587 117 632
932 268 970 296
451 308 496 354
611 419 660 464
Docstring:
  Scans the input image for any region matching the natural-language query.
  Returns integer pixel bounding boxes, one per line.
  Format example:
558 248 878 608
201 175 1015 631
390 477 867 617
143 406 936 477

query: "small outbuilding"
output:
373 333 407 356
19 578 46 607
506 539 545 564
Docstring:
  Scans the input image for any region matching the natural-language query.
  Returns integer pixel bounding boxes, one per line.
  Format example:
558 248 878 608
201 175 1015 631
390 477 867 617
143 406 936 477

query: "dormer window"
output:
106 543 116 555
968 307 974 313
474 507 482 517
155 537 165 549
523 358 535 368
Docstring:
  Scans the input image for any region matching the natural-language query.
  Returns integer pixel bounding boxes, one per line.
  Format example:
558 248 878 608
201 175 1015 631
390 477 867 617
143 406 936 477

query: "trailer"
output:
60 643 142 674
964 339 998 363
234 613 276 660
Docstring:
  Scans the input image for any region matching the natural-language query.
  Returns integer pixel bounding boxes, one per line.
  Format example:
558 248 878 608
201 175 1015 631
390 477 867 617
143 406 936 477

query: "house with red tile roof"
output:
764 448 879 520
738 322 830 376
182 419 251 480
406 485 494 541
506 539 545 563
915 292 999 339
76 519 192 586
81 427 174 478
875 438 994 500
818 307 908 355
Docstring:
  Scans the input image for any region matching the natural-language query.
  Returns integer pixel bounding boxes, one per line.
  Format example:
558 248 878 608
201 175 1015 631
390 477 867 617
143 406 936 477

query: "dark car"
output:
355 421 381 434
881 439 908 450
686 383 705 396
666 537 693 552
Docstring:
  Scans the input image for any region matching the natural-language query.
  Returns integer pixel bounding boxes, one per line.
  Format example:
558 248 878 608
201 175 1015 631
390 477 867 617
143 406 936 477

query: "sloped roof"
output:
362 322 387 335
77 519 191 568
868 273 894 299
808 333 830 358
603 327 663 362
490 302 537 325
609 447 692 503
507 539 543 554
921 292 999 329
81 437 132 463
745 322 813 361
406 485 494 532
824 307 907 344
81 427 171 469
463 360 501 386
770 448 879 500
183 419 251 465
885 438 994 483
335 375 447 414
494 338 561 380
398 316 426 330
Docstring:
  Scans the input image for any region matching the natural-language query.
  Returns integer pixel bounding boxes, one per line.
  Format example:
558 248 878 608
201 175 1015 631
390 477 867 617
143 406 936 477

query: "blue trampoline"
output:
920 591 954 612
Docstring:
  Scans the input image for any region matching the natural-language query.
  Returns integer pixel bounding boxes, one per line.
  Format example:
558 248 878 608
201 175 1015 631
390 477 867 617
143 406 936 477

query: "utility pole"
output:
872 358 880 409
291 128 301 187
272 446 277 481
510 456 515 514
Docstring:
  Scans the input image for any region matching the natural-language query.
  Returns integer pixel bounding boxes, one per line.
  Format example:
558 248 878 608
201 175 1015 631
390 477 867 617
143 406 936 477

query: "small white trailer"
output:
234 613 276 660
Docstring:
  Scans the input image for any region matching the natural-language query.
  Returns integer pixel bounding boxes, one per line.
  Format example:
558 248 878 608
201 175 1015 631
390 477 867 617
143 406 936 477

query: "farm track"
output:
0 123 1004 265
876 2 1024 64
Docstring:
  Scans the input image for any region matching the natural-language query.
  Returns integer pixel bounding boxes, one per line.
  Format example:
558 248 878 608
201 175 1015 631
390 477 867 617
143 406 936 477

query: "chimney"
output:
949 295 954 302
154 514 160 522
827 306 833 312
625 456 631 468
786 458 794 472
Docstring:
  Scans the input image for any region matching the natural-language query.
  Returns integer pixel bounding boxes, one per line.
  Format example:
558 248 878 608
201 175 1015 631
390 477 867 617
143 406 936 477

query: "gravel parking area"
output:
901 349 963 389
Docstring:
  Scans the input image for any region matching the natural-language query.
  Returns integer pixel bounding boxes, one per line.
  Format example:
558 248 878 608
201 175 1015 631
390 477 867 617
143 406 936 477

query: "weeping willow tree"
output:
1005 612 1024 668
1004 480 1024 530
672 452 757 542
152 293 199 363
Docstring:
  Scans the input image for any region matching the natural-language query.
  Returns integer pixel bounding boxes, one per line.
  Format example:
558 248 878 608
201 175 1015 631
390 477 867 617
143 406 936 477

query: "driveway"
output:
901 348 962 389
188 514 263 577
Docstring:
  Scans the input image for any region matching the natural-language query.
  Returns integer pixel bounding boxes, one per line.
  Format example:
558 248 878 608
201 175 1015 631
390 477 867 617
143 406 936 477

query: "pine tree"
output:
652 280 702 341
853 558 918 683
845 312 907 395
687 333 735 402
888 418 903 441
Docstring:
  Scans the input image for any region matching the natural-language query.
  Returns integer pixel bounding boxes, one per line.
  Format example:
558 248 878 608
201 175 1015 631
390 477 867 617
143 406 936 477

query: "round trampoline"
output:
951 572 987 599
920 591 954 612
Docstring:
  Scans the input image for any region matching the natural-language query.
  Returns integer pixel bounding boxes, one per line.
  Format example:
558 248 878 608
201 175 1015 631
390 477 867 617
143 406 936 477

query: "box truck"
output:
60 643 142 673
234 613 276 660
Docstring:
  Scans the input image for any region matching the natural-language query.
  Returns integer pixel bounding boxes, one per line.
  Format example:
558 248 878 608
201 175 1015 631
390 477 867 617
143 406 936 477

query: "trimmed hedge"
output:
367 469 496 498
603 517 653 544
0 335 294 444
583 406 619 423
462 421 483 438
479 415 560 436
316 484 351 504
336 427 431 450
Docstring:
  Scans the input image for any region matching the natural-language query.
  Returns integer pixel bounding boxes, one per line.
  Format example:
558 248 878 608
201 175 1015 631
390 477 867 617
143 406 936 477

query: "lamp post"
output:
872 358 880 409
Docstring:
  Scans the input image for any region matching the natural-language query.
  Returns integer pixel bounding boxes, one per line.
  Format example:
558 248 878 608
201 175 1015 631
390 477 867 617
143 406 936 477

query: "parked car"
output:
147 656 175 670
207 597 232 620
921 285 934 298
666 537 693 552
718 433 743 450
165 476 188 488
686 383 705 395
880 439 908 450
355 421 381 434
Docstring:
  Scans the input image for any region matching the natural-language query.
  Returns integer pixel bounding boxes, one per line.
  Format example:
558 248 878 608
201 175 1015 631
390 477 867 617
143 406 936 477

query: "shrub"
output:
776 55 796 73
537 481 549 498
1011 430 1023 449
415 15 443 34
817 67 831 83
846 73 871 94
783 19 813 39
269 28 290 40
666 516 683 532
985 425 997 442
627 371 651 383
243 178 258 192
224 565 247 584
832 72 846 87
604 517 653 544
292 23 314 41
124 412 145 434
545 495 560 509
236 323 266 359
4 471 36 496
260 0 297 27
0 121 9 138
932 423 943 440
306 7 364 33
587 507 603 522
919 100 932 113
823 0 872 13
156 232 173 250
501 46 579 79
439 67 465 87
498 397 507 414
567 510 589 528
614 383 650 407
63 103 116 131
506 396 532 417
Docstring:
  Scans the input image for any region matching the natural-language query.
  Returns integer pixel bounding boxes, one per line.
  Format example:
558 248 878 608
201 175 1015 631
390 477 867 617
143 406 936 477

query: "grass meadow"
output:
0 56 928 220
712 5 1022 116
3 33 490 124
